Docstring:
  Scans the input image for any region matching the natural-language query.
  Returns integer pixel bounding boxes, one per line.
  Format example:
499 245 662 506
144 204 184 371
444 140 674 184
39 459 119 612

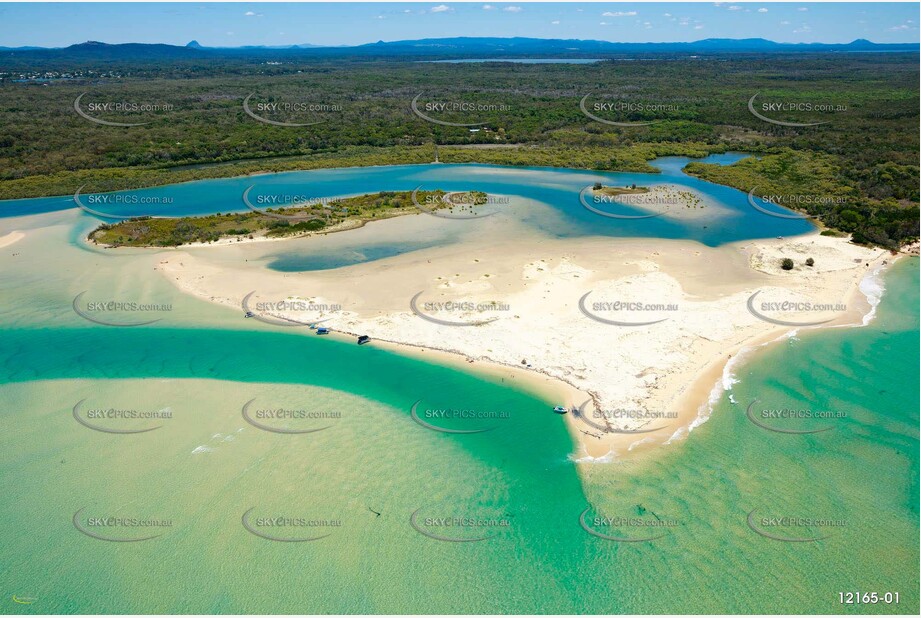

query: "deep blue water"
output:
0 154 814 253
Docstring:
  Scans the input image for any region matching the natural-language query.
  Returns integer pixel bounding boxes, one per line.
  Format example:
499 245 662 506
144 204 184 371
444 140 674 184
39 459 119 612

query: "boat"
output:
316 327 329 335
357 335 371 345
552 406 569 415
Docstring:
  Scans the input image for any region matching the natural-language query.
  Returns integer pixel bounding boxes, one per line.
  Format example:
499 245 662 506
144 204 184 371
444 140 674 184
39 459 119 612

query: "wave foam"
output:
859 262 887 326
568 449 617 464
676 257 894 442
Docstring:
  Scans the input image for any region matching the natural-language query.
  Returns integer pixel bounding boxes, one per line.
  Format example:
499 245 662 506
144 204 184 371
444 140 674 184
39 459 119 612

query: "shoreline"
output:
91 214 374 250
667 249 903 435
88 190 513 250
0 153 667 204
583 245 897 461
154 223 897 461
352 334 589 416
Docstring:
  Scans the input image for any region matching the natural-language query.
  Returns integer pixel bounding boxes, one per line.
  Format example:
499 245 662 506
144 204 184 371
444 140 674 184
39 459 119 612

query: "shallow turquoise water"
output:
0 155 916 613
0 254 917 614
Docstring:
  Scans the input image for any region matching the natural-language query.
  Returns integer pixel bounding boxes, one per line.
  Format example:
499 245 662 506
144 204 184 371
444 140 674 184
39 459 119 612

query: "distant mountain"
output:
6 40 210 61
221 44 332 49
1 37 916 62
352 36 918 55
184 40 330 50
0 45 49 51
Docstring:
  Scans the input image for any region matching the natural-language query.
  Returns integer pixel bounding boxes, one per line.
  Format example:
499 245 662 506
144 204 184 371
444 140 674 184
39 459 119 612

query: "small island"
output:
88 190 487 247
591 182 650 197
591 183 703 210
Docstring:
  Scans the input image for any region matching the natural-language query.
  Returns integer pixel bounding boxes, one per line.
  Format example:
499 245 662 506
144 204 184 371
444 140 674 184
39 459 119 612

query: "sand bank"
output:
154 228 891 460
0 230 25 248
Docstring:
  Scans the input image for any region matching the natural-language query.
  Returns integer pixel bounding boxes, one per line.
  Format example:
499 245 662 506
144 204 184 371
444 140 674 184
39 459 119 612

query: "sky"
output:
0 2 918 48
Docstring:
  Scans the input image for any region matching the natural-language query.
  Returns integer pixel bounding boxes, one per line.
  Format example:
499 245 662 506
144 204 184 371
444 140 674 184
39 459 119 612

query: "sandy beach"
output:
0 230 25 248
152 224 892 460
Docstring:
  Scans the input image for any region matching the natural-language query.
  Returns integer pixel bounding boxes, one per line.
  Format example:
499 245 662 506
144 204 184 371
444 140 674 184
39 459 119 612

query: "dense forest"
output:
0 51 917 248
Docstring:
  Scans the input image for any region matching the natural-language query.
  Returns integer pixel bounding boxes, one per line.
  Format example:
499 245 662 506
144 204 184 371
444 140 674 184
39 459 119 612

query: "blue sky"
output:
0 2 917 47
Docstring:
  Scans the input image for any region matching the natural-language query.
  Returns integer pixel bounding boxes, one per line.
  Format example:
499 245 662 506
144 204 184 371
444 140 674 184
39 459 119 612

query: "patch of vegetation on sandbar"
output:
88 189 486 247
591 183 704 211
591 183 650 196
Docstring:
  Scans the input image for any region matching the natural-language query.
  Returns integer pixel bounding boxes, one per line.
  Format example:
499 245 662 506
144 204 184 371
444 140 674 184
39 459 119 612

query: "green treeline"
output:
1 53 917 247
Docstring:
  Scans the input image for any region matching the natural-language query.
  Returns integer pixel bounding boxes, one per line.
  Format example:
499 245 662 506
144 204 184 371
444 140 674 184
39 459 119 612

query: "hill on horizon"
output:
1 36 916 60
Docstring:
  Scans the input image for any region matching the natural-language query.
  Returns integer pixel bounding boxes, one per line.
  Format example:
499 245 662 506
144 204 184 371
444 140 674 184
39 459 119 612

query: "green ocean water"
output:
0 257 917 614
0 200 918 615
